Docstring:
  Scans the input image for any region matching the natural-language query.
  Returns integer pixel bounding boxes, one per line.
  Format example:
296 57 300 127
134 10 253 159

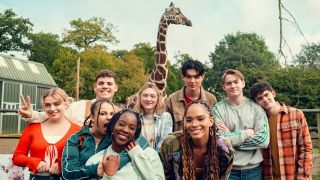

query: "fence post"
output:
317 112 320 140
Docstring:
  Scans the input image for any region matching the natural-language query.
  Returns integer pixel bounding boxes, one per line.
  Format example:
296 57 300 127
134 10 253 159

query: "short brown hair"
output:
95 69 117 83
134 82 165 115
221 69 244 85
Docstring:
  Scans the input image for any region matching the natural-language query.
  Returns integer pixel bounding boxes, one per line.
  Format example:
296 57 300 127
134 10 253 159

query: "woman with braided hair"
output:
160 100 234 180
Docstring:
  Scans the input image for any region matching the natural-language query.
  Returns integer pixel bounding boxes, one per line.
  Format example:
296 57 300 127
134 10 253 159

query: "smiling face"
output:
112 112 138 150
94 76 118 101
43 96 67 121
140 87 158 114
184 103 213 140
255 90 277 112
222 74 245 98
91 102 115 136
183 69 204 92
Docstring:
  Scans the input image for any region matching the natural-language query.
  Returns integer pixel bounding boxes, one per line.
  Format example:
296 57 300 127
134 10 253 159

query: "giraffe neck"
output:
148 17 169 96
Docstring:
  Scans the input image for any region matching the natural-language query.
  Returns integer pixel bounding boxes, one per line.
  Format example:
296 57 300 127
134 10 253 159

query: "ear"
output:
242 80 246 88
209 116 214 126
114 84 119 93
93 83 97 92
170 2 173 7
90 114 95 123
272 90 276 98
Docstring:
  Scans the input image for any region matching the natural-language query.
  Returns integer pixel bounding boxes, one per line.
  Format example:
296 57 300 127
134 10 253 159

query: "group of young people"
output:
12 59 312 180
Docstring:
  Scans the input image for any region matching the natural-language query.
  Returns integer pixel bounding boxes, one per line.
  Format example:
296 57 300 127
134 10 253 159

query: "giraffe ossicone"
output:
125 2 192 109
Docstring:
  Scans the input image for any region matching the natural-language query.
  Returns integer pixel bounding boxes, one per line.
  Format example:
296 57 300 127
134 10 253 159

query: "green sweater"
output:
211 98 269 169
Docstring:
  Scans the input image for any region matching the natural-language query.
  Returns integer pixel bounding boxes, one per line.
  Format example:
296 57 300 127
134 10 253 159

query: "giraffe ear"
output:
170 2 174 7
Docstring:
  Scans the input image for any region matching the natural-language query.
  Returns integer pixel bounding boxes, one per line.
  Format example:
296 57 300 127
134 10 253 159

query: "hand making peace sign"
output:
18 94 33 118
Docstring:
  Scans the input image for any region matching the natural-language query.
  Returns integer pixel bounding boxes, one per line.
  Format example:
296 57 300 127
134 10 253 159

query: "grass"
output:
314 148 320 155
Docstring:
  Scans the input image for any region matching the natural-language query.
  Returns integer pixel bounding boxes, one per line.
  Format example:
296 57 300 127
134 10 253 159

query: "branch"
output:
280 3 309 44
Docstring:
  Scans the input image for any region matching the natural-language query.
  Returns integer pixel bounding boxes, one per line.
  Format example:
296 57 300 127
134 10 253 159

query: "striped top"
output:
211 97 269 169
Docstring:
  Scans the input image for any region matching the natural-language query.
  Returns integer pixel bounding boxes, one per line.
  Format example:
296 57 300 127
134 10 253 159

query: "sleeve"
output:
12 125 42 174
117 135 149 169
159 136 177 180
156 112 173 152
296 110 313 179
165 96 173 115
62 134 99 180
128 146 165 180
216 136 234 180
22 111 48 123
237 107 269 150
211 104 250 146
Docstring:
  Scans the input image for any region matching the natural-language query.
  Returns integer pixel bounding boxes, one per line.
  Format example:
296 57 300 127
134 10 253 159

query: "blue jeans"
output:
229 165 262 180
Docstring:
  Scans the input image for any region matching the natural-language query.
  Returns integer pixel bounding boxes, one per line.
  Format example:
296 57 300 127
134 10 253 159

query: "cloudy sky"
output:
1 0 320 65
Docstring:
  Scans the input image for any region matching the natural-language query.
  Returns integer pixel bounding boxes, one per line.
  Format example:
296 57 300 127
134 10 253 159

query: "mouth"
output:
189 128 203 135
117 132 129 142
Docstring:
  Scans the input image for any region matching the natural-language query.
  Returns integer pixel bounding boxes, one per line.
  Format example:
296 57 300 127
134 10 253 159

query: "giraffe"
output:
125 2 192 108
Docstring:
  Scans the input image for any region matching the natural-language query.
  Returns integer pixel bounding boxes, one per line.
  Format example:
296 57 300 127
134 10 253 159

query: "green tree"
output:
294 43 320 69
0 9 33 52
132 42 156 74
112 51 148 103
62 17 118 51
52 46 115 99
28 32 62 71
206 32 279 99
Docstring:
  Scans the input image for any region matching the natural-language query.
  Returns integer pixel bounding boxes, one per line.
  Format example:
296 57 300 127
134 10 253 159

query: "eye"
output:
99 112 107 116
185 118 192 123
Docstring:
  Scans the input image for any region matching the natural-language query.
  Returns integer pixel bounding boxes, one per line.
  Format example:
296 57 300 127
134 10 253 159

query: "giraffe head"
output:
163 2 192 26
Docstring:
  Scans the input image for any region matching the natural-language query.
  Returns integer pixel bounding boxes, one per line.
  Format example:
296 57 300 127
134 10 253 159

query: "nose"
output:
122 125 130 133
49 104 56 111
191 120 199 127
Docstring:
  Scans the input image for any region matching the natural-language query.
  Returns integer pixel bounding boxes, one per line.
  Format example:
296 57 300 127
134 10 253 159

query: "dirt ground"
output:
1 137 320 177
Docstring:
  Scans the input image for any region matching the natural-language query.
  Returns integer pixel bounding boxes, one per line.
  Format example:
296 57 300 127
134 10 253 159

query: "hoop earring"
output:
209 126 214 136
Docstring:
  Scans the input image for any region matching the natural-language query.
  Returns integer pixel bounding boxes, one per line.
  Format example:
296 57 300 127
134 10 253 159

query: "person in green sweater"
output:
62 100 148 180
211 69 269 180
86 109 165 180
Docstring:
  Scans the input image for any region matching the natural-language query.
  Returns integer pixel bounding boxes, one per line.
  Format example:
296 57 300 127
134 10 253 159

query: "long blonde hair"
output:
134 82 165 115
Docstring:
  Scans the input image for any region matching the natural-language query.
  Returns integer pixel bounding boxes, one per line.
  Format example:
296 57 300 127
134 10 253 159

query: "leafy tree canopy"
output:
0 9 33 52
28 32 62 71
62 17 119 51
205 32 279 99
294 42 320 69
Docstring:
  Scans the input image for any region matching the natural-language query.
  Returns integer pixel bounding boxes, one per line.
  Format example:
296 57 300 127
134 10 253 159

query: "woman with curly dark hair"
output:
160 100 234 180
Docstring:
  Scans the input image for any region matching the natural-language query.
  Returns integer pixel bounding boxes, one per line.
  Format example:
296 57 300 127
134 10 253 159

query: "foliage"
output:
27 32 62 71
62 17 118 51
132 42 156 74
131 42 184 95
112 51 148 103
0 9 33 52
294 43 320 69
205 32 279 100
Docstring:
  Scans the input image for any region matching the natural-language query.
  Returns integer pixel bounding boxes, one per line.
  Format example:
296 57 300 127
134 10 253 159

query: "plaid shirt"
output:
262 103 313 180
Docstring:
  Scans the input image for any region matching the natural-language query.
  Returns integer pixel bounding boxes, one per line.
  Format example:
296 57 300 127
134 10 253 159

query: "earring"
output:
209 126 214 136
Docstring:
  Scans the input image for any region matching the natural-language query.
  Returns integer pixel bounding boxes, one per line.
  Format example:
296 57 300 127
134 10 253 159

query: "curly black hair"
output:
106 109 142 141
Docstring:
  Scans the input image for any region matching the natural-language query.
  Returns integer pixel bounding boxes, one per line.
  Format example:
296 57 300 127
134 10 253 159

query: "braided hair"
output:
106 109 142 141
181 100 220 180
78 99 114 149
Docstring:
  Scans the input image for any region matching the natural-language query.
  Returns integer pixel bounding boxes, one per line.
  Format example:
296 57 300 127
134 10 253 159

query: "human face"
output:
91 102 115 136
183 69 204 91
43 96 67 121
255 90 277 112
112 112 138 150
140 88 158 114
222 74 245 98
184 103 213 140
94 77 118 101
